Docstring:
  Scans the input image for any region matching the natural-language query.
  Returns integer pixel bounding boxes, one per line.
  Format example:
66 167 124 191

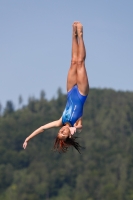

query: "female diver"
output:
23 21 89 153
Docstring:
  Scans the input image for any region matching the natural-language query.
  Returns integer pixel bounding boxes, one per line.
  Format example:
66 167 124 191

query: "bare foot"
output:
72 21 78 36
77 22 83 37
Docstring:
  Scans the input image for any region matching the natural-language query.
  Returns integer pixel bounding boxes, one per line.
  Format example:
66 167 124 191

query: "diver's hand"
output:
69 127 76 135
23 140 28 149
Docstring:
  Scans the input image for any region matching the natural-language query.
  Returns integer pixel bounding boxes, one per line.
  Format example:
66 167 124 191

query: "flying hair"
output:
53 136 82 153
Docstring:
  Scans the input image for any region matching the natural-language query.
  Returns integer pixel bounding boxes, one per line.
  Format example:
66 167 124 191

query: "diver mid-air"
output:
23 21 89 153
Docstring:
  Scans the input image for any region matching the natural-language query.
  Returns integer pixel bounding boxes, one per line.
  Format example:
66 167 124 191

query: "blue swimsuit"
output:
62 85 88 126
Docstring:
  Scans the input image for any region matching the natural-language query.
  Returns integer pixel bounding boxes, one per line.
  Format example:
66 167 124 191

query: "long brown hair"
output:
53 136 82 153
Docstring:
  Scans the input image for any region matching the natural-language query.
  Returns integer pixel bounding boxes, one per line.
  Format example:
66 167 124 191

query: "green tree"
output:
18 95 23 108
4 101 14 115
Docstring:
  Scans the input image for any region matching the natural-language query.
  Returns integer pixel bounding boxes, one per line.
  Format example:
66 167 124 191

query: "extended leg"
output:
67 22 78 92
77 22 89 96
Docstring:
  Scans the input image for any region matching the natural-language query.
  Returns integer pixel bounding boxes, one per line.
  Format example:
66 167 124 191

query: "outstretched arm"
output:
23 118 62 149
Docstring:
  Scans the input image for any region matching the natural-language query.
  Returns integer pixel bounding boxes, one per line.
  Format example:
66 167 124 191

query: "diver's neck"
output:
65 122 71 127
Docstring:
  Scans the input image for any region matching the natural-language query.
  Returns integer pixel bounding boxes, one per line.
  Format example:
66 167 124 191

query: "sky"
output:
0 0 133 109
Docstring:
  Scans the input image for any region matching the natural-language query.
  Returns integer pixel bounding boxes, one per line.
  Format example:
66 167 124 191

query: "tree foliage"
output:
4 101 14 115
0 88 133 200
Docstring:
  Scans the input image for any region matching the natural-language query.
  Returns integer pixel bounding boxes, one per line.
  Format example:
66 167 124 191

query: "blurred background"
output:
0 1 133 200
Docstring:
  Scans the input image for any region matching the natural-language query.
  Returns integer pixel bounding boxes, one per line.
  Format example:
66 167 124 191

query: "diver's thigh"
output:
77 62 89 95
67 61 77 92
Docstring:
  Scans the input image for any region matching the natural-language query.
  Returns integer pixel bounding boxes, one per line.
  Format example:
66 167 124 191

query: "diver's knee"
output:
77 55 86 63
77 60 84 66
71 58 78 65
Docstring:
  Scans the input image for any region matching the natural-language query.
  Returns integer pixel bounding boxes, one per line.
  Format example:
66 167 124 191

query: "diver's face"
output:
58 126 70 140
